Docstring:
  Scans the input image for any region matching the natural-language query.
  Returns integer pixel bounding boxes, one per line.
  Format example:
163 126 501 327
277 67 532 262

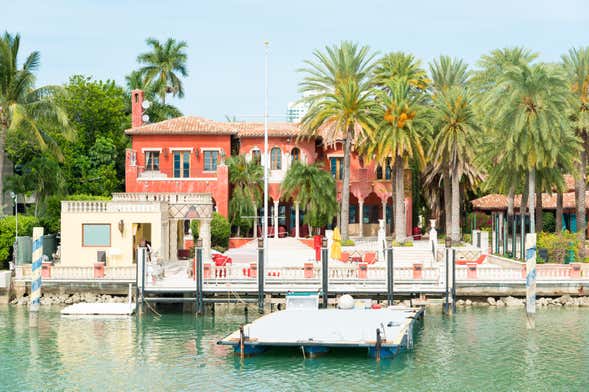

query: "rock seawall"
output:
11 292 130 306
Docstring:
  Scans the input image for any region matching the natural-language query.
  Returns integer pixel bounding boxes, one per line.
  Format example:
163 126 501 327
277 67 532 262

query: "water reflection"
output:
1 305 589 391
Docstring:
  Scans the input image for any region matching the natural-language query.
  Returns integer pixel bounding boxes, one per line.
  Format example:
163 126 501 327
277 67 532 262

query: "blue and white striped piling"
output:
30 227 44 312
525 233 537 329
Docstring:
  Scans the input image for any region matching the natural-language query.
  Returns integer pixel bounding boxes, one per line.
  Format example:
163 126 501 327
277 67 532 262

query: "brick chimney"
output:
131 89 144 128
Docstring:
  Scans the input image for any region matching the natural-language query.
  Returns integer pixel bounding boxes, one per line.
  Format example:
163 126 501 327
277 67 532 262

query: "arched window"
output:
270 147 282 170
291 147 300 163
376 165 383 179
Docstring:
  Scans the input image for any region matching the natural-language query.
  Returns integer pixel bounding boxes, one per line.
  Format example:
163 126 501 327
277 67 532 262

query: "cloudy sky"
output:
3 0 589 121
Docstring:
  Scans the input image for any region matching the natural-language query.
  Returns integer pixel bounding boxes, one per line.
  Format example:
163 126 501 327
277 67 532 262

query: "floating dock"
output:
61 303 136 316
218 306 424 359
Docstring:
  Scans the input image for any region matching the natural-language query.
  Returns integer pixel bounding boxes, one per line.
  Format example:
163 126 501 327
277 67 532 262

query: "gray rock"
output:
465 299 472 306
456 299 465 306
487 297 496 306
501 296 524 307
496 299 505 307
559 295 572 305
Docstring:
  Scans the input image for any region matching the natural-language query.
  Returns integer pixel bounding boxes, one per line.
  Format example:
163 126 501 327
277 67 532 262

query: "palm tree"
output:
430 86 481 241
562 47 589 245
137 37 188 104
428 56 473 239
366 79 431 241
298 41 377 241
483 62 572 233
0 32 70 209
226 155 263 237
281 162 337 234
125 69 182 123
473 48 538 233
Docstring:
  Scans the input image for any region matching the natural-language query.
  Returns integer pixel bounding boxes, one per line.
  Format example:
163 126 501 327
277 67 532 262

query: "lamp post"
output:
263 41 269 271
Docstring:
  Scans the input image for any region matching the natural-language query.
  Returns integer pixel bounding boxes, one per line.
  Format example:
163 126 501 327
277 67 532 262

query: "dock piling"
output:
387 247 394 305
196 240 204 315
451 248 456 313
375 329 382 362
321 238 328 308
257 238 264 314
444 247 449 314
239 325 245 359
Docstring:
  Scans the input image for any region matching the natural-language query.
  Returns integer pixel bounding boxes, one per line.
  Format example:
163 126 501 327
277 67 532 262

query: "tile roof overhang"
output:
471 191 589 211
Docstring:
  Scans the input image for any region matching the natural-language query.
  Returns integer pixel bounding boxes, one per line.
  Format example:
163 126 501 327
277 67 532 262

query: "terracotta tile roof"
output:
235 122 301 138
125 116 236 135
472 191 589 211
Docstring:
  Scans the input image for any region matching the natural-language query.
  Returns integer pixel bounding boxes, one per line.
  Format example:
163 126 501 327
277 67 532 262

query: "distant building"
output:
286 101 308 123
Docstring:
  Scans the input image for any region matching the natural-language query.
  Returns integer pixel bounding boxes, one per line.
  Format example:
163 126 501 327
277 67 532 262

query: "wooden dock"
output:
218 306 424 359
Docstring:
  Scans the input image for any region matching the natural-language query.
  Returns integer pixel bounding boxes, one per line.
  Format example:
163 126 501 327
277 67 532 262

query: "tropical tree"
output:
137 37 188 104
428 56 474 239
281 162 337 233
125 69 182 123
482 62 573 233
562 47 589 245
0 32 70 209
226 155 263 237
298 41 377 240
365 79 431 241
473 48 537 234
430 86 481 241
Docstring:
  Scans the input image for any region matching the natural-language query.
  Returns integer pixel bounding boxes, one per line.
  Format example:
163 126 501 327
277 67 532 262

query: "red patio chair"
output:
340 252 350 263
363 252 377 265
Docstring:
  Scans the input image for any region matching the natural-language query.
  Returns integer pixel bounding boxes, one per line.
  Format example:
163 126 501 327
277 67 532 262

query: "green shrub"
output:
464 212 492 234
211 212 230 249
0 215 40 268
542 212 556 233
190 220 200 240
341 239 355 247
462 234 472 244
537 231 580 263
402 240 414 247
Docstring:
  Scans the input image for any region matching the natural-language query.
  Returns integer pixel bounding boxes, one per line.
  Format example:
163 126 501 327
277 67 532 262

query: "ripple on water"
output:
1 305 589 391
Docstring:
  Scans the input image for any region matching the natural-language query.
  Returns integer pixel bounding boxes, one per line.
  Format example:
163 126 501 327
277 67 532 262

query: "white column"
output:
358 199 364 238
295 202 300 238
169 219 178 260
274 200 279 238
199 218 212 263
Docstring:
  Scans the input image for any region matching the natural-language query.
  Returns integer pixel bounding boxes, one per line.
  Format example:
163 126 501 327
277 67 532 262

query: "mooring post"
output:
375 328 382 362
444 245 449 314
520 213 525 260
30 227 44 312
452 248 456 313
321 238 328 308
525 233 537 329
257 238 265 314
387 246 394 305
512 215 516 257
196 239 204 315
239 324 245 359
139 246 146 314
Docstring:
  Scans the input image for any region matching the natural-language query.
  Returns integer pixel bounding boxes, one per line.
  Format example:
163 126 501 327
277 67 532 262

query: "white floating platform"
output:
219 306 424 358
61 303 136 316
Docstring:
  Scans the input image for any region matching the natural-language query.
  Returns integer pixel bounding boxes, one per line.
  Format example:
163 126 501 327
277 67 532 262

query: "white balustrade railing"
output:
61 201 108 213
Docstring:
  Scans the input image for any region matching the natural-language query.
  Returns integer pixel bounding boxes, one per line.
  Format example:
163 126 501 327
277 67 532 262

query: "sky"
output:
2 0 589 121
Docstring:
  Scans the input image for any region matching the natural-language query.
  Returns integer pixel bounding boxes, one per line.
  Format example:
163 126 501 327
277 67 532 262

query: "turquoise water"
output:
1 305 589 391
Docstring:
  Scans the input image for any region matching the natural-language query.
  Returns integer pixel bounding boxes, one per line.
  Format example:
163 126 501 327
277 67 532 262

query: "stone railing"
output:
112 192 212 205
15 265 135 281
62 201 108 213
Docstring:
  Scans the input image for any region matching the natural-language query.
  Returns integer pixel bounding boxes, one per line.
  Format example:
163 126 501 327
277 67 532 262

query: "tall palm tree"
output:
137 37 188 105
299 41 377 241
125 69 182 123
473 48 538 232
562 47 589 245
365 79 431 241
428 56 472 239
281 162 337 234
0 32 70 209
226 155 263 237
483 63 572 233
430 86 481 241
